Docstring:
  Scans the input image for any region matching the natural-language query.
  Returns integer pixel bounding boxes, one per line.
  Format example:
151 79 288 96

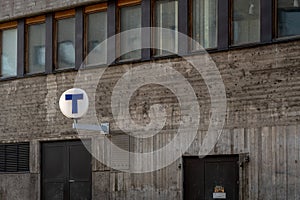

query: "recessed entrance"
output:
41 140 91 200
183 155 239 200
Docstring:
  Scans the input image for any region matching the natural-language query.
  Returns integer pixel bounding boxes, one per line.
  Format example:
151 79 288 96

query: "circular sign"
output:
59 88 89 119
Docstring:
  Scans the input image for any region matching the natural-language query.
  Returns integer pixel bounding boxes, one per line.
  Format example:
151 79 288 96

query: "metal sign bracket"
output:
73 119 110 134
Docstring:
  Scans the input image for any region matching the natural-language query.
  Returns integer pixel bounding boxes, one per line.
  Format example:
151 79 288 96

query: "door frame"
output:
40 139 92 200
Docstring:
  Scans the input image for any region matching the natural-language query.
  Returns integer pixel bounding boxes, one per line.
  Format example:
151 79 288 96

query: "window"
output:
85 4 108 65
155 0 178 55
55 10 76 69
192 0 218 49
26 16 46 74
277 0 300 37
232 0 260 45
0 143 30 172
0 22 18 78
119 0 142 60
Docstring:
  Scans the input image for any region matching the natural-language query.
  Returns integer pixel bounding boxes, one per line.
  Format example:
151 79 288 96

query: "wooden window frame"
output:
53 9 76 70
84 3 108 65
0 21 18 78
25 15 46 74
116 0 142 62
54 9 76 20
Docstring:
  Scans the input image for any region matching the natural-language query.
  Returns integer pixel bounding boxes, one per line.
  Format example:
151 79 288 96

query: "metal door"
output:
183 155 239 200
42 140 91 200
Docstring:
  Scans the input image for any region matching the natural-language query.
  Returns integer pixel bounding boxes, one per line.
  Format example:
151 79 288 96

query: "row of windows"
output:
0 0 300 78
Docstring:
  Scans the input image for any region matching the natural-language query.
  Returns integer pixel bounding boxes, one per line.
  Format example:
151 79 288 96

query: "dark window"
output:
85 4 108 66
192 0 218 49
26 16 46 74
277 0 300 37
55 10 76 69
0 143 30 172
155 0 178 55
232 0 260 45
0 22 18 78
119 2 142 60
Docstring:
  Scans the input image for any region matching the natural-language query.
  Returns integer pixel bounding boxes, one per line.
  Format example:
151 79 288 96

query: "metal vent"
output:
0 143 30 172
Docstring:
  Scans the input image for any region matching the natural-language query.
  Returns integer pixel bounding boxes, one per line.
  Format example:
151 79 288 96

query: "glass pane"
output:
192 0 217 49
120 5 141 60
87 11 107 65
57 17 75 69
232 0 260 45
155 0 178 55
1 28 17 78
278 0 300 37
28 23 46 73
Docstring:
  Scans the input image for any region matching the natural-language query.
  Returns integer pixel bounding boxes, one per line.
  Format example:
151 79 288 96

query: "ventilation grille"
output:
0 143 30 172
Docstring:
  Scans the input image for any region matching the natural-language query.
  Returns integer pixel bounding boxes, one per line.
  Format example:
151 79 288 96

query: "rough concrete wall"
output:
0 174 39 200
0 0 103 21
0 40 299 199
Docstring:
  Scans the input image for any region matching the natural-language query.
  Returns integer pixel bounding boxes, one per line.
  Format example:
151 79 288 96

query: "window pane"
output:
120 5 141 61
193 0 218 49
232 0 260 45
1 28 17 78
87 11 107 65
28 23 46 73
278 0 300 37
155 0 178 55
57 17 75 69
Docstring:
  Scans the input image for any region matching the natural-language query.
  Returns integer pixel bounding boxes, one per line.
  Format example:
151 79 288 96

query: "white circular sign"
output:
59 88 89 119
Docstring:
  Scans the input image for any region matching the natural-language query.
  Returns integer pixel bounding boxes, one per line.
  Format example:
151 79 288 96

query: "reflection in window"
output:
27 23 46 73
232 0 260 45
278 0 300 37
57 17 75 69
155 0 178 55
193 0 217 49
86 11 107 65
1 29 17 78
120 5 141 60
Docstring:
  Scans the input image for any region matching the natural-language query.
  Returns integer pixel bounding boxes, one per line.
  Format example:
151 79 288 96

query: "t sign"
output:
59 88 89 119
65 93 83 114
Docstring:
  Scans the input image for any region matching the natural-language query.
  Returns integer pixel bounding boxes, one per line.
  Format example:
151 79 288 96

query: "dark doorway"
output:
41 140 92 200
183 155 239 200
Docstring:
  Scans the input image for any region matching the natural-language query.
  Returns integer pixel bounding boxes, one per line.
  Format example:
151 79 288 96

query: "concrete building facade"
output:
0 0 300 199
